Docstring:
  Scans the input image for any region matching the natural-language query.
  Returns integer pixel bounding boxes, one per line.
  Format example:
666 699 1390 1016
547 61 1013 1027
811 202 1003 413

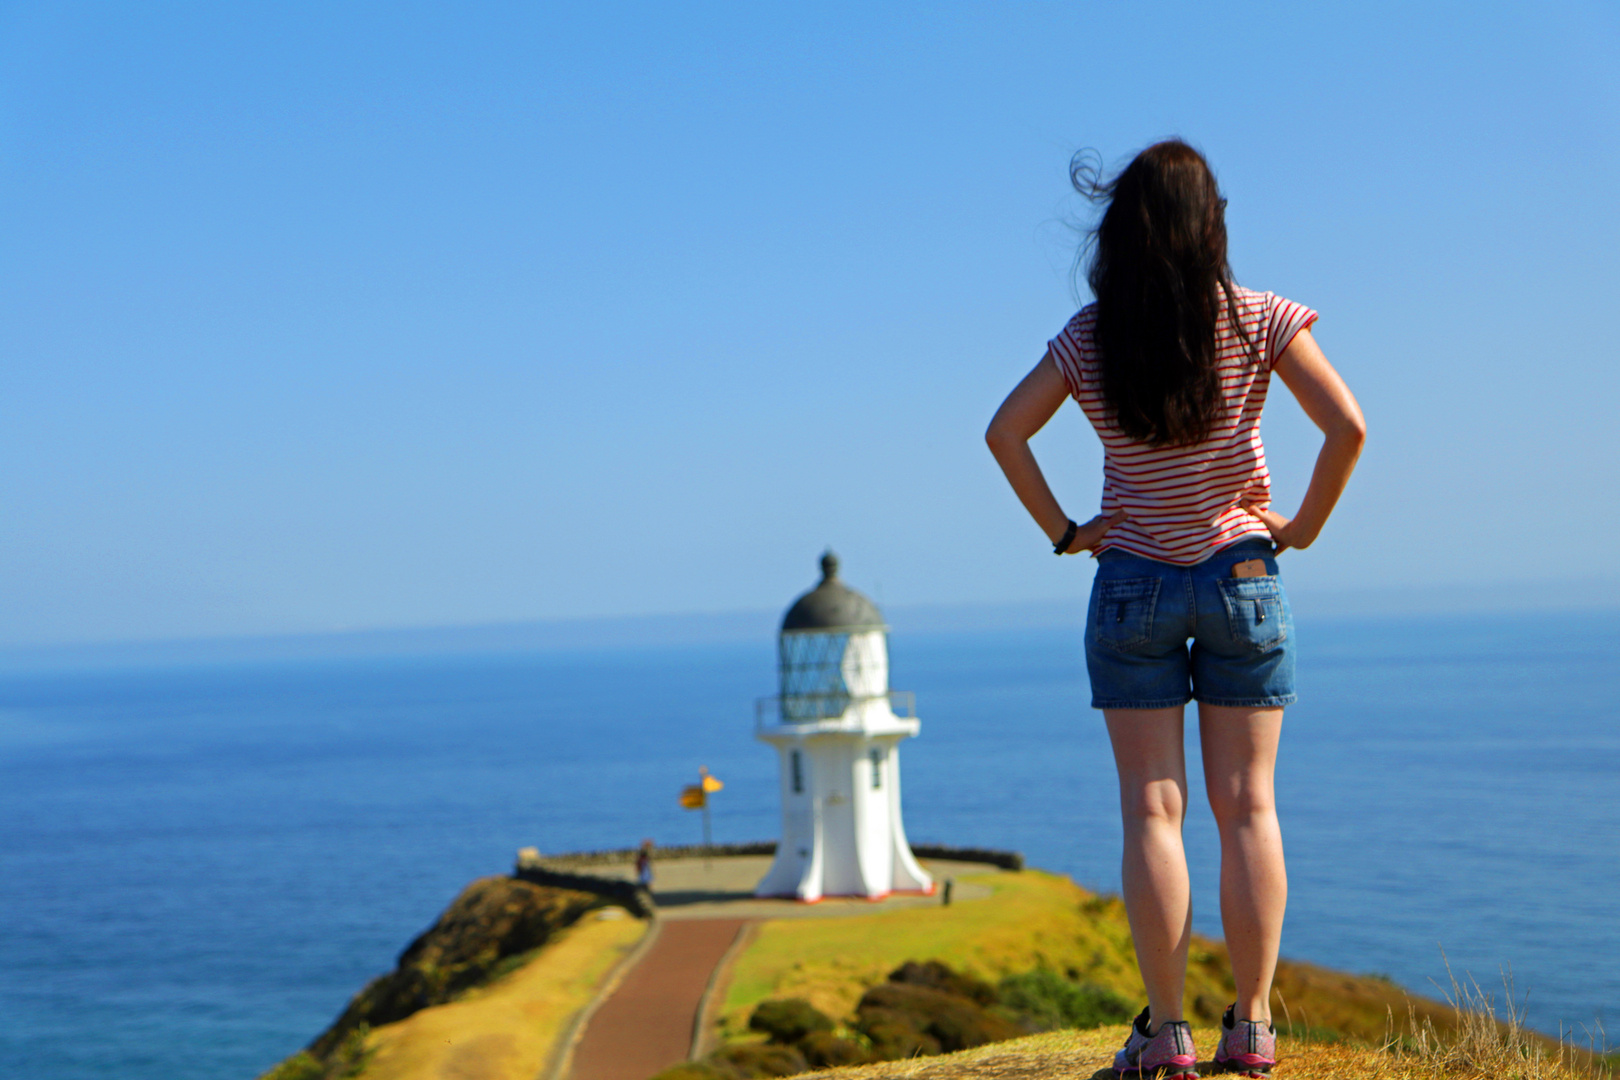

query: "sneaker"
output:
1213 1004 1276 1077
1114 1006 1199 1078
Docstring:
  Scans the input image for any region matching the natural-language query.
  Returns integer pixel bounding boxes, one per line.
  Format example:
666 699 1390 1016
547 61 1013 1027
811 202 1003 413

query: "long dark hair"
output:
1075 140 1254 446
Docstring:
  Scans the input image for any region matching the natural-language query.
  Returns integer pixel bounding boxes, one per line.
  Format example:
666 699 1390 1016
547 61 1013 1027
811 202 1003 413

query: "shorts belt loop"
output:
1183 568 1197 638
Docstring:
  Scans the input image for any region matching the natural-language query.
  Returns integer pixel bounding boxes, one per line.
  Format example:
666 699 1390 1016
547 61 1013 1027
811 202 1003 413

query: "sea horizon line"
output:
3 576 1617 676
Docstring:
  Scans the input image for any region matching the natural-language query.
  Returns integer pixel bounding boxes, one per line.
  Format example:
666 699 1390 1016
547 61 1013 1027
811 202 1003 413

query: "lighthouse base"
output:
755 718 932 903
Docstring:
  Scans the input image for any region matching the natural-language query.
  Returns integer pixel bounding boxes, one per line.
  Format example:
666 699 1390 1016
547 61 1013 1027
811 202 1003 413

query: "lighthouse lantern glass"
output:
779 630 889 722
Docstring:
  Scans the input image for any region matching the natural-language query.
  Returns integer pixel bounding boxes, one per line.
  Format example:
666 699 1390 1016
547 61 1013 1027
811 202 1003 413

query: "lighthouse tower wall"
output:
755 729 923 900
853 738 896 891
816 739 862 896
754 743 815 898
884 745 933 891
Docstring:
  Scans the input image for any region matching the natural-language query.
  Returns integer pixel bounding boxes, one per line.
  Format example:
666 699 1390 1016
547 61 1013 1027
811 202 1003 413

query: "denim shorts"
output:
1084 538 1297 710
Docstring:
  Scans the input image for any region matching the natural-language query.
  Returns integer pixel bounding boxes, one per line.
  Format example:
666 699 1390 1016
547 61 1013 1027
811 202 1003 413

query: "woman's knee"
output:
1121 778 1187 827
1207 782 1275 829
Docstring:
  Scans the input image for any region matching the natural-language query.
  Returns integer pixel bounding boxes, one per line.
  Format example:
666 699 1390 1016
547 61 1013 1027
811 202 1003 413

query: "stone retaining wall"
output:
908 843 1024 871
526 841 777 867
511 840 1022 911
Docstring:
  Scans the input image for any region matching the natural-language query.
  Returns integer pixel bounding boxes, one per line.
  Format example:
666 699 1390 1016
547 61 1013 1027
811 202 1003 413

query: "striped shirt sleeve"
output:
1047 308 1093 401
1265 294 1318 369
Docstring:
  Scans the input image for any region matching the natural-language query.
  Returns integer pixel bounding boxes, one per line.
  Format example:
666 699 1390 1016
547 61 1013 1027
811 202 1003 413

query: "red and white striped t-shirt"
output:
1048 286 1317 565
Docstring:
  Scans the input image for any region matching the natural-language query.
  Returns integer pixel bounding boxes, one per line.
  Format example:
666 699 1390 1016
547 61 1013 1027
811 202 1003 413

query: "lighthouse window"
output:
790 750 803 794
779 632 853 722
870 748 885 789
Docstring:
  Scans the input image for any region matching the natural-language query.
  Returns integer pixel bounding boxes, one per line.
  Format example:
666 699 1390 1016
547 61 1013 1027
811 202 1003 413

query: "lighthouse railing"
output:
755 691 915 731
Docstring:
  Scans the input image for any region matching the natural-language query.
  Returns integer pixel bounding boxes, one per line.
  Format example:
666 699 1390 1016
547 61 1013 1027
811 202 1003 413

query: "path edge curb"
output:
690 920 759 1061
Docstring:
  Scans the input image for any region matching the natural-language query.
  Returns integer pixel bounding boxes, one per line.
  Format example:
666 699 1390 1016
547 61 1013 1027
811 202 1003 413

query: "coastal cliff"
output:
261 876 620 1079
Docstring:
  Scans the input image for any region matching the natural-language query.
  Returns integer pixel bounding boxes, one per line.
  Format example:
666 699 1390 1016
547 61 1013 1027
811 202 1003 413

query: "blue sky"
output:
2 2 1617 646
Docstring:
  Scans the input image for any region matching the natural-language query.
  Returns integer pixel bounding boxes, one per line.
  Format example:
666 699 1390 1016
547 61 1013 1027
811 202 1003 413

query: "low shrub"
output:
720 959 1130 1073
857 1011 941 1059
998 969 1134 1030
748 998 834 1044
856 981 1024 1053
798 1030 877 1067
707 1042 808 1078
887 959 998 1006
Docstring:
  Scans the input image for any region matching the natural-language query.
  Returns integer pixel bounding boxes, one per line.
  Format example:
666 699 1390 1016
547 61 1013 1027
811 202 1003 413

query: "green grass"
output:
716 869 1473 1051
718 871 1175 1037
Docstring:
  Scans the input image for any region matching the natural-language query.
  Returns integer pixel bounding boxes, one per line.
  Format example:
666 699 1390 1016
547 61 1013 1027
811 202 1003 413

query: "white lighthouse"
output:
754 552 933 901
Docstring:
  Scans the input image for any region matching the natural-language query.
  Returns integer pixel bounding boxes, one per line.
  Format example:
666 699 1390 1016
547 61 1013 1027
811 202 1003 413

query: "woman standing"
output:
986 141 1364 1079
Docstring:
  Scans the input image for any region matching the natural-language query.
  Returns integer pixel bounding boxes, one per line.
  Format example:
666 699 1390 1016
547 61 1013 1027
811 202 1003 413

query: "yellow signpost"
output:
679 767 722 861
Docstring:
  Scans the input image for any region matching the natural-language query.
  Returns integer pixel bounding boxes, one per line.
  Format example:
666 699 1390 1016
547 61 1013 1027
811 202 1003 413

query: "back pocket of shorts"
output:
1216 576 1286 652
1092 577 1160 653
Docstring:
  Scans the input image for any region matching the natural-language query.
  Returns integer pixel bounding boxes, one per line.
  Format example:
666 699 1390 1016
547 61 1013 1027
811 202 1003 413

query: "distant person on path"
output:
986 140 1365 1079
635 838 655 890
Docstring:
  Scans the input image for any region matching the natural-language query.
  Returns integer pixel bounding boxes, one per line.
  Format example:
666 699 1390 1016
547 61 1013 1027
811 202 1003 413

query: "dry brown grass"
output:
787 1026 1122 1080
768 978 1613 1080
1380 964 1611 1080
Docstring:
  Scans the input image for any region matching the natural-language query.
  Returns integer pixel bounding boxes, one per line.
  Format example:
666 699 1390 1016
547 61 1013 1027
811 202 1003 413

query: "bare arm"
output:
1245 328 1366 553
985 352 1126 554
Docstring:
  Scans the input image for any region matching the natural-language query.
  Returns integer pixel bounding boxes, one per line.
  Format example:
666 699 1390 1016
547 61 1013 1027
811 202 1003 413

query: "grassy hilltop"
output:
259 865 1609 1080
716 869 1453 1048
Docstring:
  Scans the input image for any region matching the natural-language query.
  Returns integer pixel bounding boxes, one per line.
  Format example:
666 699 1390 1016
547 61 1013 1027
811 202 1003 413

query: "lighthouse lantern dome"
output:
780 552 884 633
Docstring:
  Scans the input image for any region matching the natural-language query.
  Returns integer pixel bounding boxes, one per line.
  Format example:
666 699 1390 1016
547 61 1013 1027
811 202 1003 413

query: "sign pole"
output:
680 767 723 870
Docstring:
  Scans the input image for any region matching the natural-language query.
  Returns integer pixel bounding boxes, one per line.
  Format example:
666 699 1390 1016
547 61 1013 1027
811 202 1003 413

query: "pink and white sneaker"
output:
1212 1004 1276 1077
1114 1007 1200 1078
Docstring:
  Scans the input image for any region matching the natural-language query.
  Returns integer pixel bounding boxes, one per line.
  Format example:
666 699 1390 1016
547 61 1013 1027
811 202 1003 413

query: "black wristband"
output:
1053 519 1078 555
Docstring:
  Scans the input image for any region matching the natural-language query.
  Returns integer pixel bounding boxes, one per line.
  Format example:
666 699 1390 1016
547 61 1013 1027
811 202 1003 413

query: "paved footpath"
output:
556 856 997 1080
566 918 749 1080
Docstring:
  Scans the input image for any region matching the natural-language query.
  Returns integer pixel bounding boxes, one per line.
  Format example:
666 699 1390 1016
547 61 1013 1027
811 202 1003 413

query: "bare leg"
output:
1198 704 1286 1025
1105 706 1191 1031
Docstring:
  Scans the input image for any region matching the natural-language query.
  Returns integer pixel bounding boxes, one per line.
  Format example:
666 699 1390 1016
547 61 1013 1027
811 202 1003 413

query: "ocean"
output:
1 609 1615 1079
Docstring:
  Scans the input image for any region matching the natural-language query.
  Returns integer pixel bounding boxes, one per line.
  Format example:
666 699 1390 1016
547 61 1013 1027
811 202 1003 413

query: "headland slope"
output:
258 849 1575 1080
